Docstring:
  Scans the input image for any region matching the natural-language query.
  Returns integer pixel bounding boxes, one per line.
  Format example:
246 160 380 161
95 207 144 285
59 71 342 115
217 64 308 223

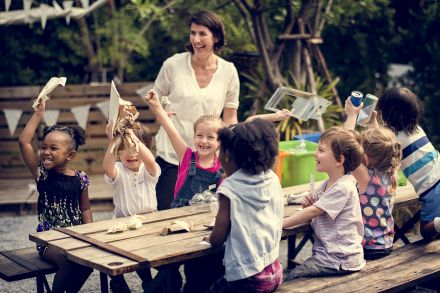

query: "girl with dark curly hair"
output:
205 118 284 293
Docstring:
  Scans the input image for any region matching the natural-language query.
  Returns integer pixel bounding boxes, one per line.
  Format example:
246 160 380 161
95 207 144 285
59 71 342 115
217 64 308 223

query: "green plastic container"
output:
397 170 407 186
276 140 328 187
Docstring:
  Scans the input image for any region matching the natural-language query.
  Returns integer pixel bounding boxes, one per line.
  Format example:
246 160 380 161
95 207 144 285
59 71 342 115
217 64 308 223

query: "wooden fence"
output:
0 82 158 178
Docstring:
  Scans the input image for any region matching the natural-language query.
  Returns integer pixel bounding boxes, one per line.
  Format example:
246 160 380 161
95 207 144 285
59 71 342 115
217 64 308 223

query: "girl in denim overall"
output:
145 89 224 292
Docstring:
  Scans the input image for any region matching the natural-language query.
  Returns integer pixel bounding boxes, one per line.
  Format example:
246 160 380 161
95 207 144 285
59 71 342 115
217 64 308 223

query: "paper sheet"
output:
32 77 67 110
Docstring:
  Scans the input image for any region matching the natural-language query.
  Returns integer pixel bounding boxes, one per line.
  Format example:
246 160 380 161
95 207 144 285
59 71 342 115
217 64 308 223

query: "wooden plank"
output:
0 247 57 282
277 240 440 293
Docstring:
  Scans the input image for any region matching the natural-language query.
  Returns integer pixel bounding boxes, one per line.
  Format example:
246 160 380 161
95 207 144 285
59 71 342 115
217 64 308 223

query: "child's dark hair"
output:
43 125 86 151
377 87 421 134
319 126 363 174
217 119 278 175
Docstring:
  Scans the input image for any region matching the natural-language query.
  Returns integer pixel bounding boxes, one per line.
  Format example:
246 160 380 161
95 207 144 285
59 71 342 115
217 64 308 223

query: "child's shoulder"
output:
75 170 90 190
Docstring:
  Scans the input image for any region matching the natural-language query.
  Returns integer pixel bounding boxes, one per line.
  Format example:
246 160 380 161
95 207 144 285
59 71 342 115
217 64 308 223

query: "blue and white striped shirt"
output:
397 127 440 195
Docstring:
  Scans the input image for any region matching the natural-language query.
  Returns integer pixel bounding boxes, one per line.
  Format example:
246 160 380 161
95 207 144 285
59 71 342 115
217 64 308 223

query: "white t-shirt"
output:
105 162 160 218
153 52 240 165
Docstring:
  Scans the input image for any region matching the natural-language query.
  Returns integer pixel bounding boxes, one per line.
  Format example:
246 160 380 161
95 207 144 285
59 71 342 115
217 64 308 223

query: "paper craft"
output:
107 215 146 233
287 192 308 205
32 77 67 110
108 81 141 156
161 220 193 235
264 87 331 121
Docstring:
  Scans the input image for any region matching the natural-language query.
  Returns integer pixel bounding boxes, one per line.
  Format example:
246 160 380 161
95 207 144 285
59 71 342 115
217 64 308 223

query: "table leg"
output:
100 272 109 293
287 232 313 269
36 275 44 293
394 210 421 244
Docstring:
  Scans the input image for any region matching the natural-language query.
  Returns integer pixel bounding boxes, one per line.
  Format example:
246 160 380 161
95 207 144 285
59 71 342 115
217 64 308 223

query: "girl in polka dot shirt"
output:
345 98 402 259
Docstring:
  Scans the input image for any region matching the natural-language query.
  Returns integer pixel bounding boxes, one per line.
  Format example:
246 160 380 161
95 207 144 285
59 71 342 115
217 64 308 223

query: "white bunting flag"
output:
5 0 11 11
63 0 73 24
71 105 90 130
40 4 49 30
135 85 150 100
80 0 89 9
43 110 60 126
52 1 63 12
96 101 110 120
3 109 22 136
24 0 32 22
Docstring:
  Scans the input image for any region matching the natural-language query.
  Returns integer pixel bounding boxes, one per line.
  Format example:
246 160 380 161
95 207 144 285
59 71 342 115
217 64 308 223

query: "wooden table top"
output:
29 181 417 276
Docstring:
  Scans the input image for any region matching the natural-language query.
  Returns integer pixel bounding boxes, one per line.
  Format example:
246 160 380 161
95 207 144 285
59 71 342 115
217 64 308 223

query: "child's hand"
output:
275 109 291 122
301 193 315 208
368 111 380 129
106 121 114 140
34 99 46 114
144 89 160 109
345 97 362 117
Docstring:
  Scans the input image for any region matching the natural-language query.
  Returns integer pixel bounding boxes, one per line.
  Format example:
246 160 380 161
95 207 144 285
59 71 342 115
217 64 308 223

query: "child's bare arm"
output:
283 205 323 229
18 100 45 178
246 109 291 123
80 188 93 224
344 97 362 130
144 89 187 162
129 129 158 177
102 122 117 180
206 194 231 247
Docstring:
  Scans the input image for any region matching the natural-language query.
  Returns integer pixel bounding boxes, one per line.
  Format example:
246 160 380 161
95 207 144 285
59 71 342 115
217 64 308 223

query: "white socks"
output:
434 217 440 233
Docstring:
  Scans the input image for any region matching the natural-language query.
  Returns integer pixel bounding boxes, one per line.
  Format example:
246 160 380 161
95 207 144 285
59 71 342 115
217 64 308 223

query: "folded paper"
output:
161 220 193 235
107 215 146 234
32 77 67 111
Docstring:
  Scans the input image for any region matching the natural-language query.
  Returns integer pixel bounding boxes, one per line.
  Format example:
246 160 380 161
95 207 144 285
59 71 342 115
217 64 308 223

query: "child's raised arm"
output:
245 109 291 123
144 89 187 163
18 100 45 178
102 122 118 180
129 129 158 177
344 97 362 131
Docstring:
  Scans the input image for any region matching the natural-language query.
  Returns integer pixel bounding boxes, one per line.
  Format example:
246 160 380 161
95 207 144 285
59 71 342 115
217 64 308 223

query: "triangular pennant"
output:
135 85 150 99
63 0 73 24
52 1 63 12
71 104 90 129
24 0 32 22
40 4 49 30
43 110 60 126
5 0 11 11
3 109 22 136
96 101 110 120
80 0 89 9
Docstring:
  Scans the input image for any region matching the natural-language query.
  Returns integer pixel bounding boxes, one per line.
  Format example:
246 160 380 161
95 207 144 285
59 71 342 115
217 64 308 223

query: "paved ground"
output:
0 211 306 293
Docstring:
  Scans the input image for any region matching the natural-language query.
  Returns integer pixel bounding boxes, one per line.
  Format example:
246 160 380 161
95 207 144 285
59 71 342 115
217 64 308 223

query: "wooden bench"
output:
0 247 58 293
277 239 440 292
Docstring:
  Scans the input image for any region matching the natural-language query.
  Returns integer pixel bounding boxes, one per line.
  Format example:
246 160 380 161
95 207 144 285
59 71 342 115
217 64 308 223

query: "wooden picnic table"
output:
28 181 418 292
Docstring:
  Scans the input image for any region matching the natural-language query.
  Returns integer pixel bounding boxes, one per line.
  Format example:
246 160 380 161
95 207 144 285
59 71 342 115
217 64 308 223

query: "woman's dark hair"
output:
217 119 278 175
377 87 421 134
43 125 86 151
185 10 226 53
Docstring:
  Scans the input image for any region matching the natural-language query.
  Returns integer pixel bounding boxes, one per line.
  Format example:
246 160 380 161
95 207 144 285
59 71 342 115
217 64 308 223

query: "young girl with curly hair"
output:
205 119 284 293
345 98 402 259
19 99 93 292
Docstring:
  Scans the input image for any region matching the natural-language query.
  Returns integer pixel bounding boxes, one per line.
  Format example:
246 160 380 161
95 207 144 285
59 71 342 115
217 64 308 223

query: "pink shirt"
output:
173 147 221 197
312 174 366 271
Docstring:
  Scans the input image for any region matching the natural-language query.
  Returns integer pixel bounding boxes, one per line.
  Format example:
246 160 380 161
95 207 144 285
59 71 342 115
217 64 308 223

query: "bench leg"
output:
36 275 44 293
287 232 313 269
394 210 421 244
100 272 109 293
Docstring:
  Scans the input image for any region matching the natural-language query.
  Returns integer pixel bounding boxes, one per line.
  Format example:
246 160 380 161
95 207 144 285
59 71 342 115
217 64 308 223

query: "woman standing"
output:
153 10 240 210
